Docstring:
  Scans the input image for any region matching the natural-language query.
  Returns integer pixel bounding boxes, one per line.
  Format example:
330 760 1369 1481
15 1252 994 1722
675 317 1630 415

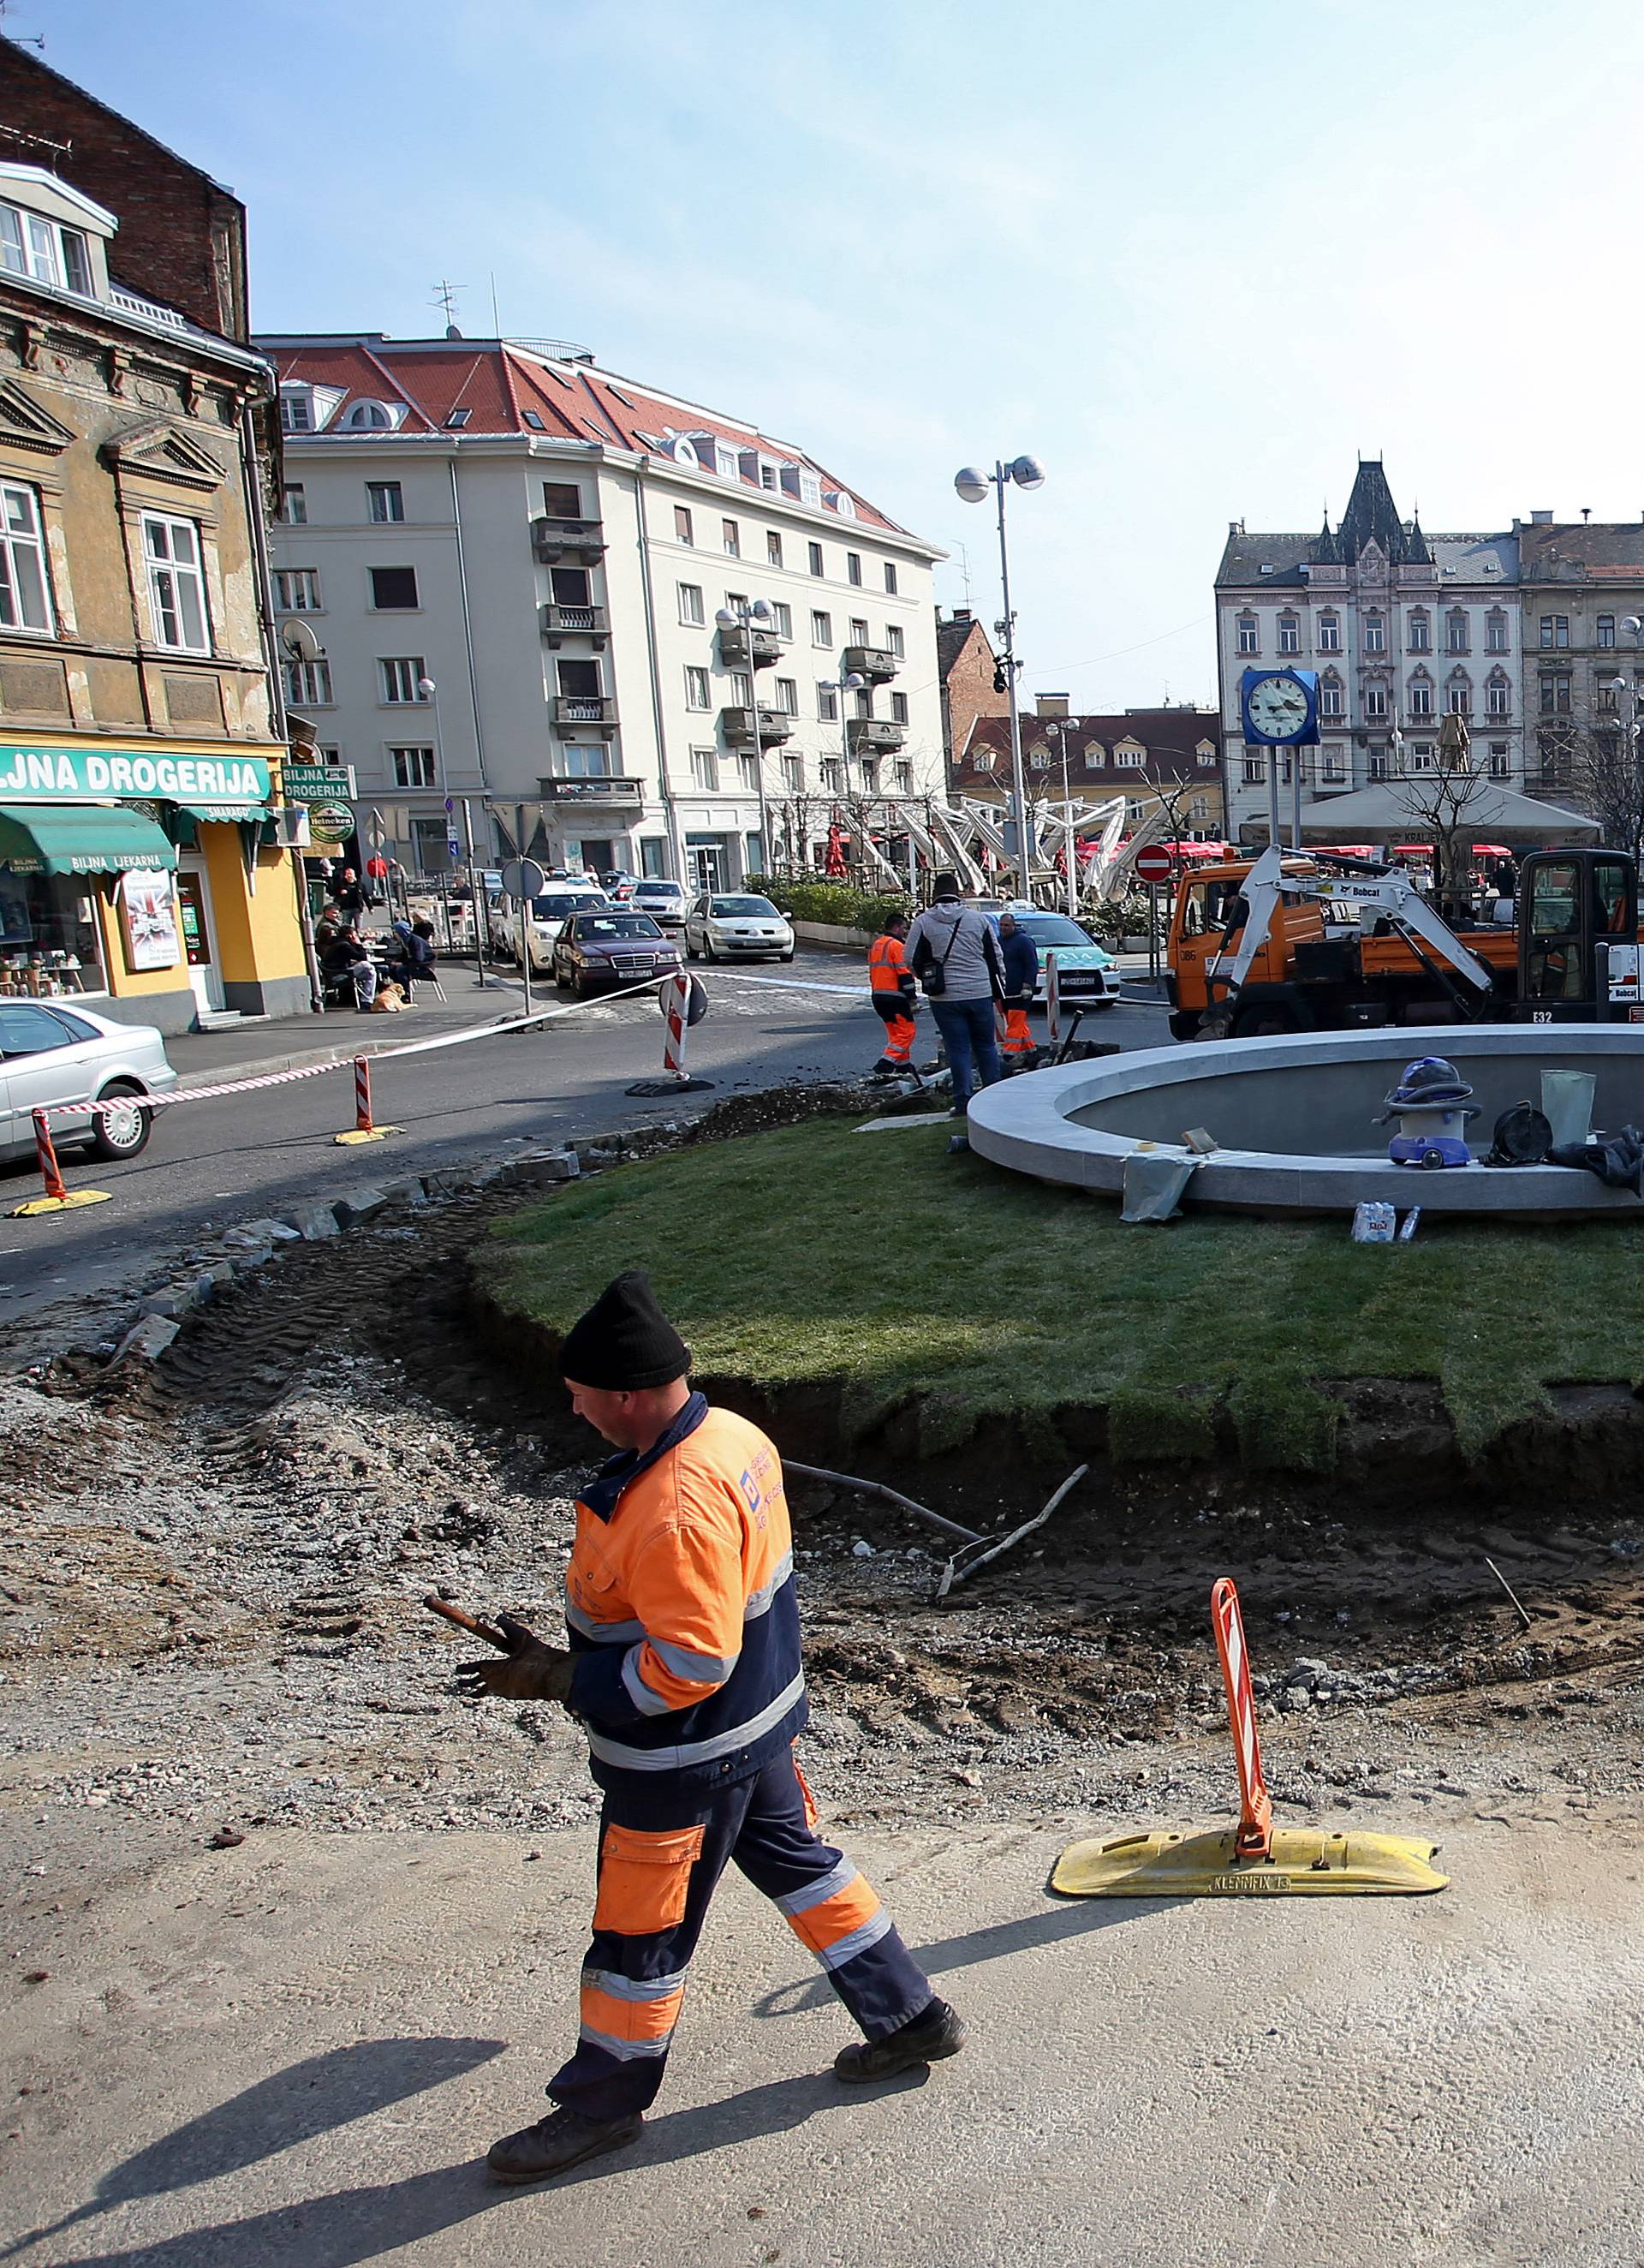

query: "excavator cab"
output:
1515 849 1640 1021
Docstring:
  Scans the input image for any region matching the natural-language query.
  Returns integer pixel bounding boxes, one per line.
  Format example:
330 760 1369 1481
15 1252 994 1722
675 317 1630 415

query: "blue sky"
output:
27 0 1644 711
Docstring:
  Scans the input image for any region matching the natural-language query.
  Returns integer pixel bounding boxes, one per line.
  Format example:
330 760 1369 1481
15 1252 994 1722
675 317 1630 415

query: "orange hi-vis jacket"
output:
564 1392 807 1793
867 933 914 997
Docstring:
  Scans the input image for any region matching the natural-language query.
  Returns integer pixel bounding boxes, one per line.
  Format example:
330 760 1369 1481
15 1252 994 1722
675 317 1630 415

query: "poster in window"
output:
118 869 182 971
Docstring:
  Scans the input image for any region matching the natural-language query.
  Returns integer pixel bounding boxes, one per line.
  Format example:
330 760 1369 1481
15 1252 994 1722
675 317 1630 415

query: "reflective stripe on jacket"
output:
867 934 913 995
566 1402 807 1792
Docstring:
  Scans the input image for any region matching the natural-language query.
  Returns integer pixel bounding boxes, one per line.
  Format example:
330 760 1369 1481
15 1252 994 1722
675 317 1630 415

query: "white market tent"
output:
1289 784 1600 843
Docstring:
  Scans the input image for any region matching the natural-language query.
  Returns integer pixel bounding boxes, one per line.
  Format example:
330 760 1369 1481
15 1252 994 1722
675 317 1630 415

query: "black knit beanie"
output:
932 870 960 899
557 1269 690 1390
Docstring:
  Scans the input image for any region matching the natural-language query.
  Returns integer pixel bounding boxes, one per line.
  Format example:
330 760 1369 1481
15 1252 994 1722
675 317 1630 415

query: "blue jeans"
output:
930 995 1001 1108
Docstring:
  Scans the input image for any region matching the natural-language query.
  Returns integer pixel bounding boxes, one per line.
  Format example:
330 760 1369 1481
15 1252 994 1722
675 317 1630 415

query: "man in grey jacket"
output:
907 873 1004 1114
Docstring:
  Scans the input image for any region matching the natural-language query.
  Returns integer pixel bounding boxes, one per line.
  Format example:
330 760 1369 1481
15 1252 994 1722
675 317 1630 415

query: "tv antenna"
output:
431 278 465 333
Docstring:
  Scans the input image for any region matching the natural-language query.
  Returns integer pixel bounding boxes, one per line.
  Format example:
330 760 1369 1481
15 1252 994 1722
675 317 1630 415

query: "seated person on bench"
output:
385 918 437 997
320 920 377 1010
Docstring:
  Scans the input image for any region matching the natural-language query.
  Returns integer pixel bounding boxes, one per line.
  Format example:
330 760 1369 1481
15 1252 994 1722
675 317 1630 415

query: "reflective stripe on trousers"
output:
548 1747 936 2122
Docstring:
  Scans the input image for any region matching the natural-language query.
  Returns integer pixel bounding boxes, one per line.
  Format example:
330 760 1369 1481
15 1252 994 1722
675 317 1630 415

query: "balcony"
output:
844 643 898 683
718 623 782 669
551 695 619 735
532 515 607 564
535 773 643 805
541 601 610 648
721 705 794 746
846 717 907 754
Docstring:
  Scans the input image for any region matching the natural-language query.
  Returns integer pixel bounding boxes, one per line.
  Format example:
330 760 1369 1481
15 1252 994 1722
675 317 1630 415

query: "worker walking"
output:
866 910 918 1075
906 871 1005 1117
457 1271 964 2186
996 910 1038 1065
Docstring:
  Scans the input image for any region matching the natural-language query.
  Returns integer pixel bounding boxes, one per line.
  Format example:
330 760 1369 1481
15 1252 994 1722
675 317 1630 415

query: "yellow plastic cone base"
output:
1052 1823 1449 1898
333 1125 401 1145
11 1188 112 1217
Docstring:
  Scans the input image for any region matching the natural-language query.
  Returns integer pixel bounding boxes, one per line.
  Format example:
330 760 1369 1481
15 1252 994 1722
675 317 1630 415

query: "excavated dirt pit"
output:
6 1171 1644 1853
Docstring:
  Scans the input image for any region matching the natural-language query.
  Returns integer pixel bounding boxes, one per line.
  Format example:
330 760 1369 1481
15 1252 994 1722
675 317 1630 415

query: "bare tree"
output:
1545 715 1644 862
1391 714 1498 910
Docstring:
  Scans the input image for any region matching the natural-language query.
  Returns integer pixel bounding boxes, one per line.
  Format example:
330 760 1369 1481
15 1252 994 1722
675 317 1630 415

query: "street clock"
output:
1240 667 1319 747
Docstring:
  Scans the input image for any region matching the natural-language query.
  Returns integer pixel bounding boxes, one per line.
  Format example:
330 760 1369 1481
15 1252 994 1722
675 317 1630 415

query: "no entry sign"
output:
1134 845 1173 885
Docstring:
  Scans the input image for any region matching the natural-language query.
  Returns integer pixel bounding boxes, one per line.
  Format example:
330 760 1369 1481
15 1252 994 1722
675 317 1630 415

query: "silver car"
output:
632 879 688 928
682 892 795 963
1 999 176 1161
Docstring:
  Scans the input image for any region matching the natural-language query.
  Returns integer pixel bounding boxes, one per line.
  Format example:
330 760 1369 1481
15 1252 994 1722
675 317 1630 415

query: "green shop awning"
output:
0 802 178 877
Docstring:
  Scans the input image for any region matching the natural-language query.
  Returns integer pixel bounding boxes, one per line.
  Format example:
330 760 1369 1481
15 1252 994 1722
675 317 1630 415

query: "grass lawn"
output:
474 1119 1644 1470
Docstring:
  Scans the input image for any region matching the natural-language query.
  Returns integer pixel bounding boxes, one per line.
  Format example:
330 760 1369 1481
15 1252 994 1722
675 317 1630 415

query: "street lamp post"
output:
955 456 1045 901
837 662 865 868
716 599 775 880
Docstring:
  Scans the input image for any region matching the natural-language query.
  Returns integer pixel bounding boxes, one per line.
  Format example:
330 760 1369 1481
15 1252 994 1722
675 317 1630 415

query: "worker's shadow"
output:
3 2035 503 2265
39 2071 892 2267
753 1892 1168 2018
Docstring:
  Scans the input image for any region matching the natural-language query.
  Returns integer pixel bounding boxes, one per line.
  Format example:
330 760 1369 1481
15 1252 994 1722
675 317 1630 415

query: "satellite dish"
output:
280 618 323 662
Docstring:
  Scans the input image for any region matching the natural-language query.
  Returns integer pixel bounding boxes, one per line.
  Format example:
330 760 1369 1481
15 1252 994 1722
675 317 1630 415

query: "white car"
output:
631 878 688 928
489 886 611 973
683 892 795 963
1 999 176 1161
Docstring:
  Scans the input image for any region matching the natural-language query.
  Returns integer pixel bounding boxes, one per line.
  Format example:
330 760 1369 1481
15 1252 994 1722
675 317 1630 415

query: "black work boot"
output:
834 1998 966 2084
485 2106 643 2185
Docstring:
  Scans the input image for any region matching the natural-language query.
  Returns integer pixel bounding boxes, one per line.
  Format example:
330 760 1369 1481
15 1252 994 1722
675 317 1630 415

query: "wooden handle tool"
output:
423 1594 511 1651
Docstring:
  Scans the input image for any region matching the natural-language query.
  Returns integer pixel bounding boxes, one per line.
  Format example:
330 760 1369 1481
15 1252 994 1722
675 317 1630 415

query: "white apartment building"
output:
258 331 945 889
1215 459 1523 845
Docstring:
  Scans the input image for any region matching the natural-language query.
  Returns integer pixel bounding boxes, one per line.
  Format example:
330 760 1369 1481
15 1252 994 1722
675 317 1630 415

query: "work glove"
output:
454 1612 576 1705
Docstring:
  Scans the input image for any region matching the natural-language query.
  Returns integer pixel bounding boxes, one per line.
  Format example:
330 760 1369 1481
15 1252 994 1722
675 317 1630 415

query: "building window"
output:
782 753 802 790
390 745 436 788
283 656 332 706
730 669 753 707
849 617 870 646
0 480 54 633
1486 609 1508 653
776 677 798 715
811 609 832 647
1242 755 1266 785
737 754 759 790
684 666 711 709
818 682 839 722
1114 747 1143 768
278 387 313 433
808 541 824 576
765 531 783 568
1236 613 1258 654
1277 612 1299 654
887 624 904 658
896 760 913 792
1539 673 1571 714
1445 609 1469 654
366 481 403 524
370 565 418 610
890 690 908 724
855 688 873 719
771 601 792 639
1597 677 1620 713
1320 753 1346 782
1082 748 1101 769
1447 681 1470 716
674 506 694 546
820 758 843 792
1489 743 1510 779
540 481 581 518
1598 613 1617 648
1407 609 1430 653
690 747 718 790
846 552 862 587
1540 614 1570 649
885 562 899 595
281 484 307 525
1367 751 1388 780
1318 612 1340 652
1410 743 1436 773
1487 677 1510 718
141 513 210 653
1364 685 1388 719
1319 677 1343 719
1364 613 1385 654
678 582 705 625
974 750 997 772
723 518 740 558
274 567 322 612
378 656 427 703
1409 683 1433 719
0 200 92 293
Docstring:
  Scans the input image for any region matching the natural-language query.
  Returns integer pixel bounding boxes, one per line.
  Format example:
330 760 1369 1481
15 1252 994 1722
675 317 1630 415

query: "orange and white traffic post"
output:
1212 1574 1273 1860
335 1054 401 1145
661 970 691 1083
11 1107 112 1218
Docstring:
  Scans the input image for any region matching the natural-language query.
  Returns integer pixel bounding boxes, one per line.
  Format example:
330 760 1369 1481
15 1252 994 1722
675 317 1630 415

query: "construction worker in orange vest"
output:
866 910 918 1075
456 1270 964 2186
997 910 1039 1064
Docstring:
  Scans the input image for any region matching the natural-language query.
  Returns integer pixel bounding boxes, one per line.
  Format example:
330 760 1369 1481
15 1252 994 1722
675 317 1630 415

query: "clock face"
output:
1247 673 1310 742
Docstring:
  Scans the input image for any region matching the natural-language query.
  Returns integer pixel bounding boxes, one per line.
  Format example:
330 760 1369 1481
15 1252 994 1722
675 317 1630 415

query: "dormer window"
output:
279 385 313 434
0 200 92 295
342 398 394 431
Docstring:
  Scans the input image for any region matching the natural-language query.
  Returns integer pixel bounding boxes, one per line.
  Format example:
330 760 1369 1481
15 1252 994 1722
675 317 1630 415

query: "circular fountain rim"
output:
965 1024 1644 1215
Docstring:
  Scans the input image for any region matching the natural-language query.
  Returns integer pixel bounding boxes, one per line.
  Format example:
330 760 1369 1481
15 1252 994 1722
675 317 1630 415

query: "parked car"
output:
683 892 795 963
0 1000 176 1162
598 871 640 902
552 910 682 997
489 886 610 972
632 878 688 927
987 908 1121 1007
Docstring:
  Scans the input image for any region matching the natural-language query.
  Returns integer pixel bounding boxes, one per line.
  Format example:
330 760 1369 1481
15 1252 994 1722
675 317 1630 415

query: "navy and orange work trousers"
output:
872 991 916 1066
548 1746 935 2122
1000 999 1033 1056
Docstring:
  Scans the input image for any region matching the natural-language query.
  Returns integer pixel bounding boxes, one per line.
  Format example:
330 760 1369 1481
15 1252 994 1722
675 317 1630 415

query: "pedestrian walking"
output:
457 1270 964 2186
996 910 1038 1065
330 867 366 925
865 910 918 1076
906 872 1004 1115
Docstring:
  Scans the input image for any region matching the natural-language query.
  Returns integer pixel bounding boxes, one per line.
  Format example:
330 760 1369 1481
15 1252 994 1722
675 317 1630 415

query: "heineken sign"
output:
0 744 273 806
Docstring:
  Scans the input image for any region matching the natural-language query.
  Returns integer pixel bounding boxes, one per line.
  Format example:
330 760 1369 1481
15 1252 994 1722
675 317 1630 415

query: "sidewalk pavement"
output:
166 967 537 1092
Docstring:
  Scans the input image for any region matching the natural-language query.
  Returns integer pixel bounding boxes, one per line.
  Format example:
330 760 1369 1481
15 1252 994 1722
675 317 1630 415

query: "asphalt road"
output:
0 948 1170 1328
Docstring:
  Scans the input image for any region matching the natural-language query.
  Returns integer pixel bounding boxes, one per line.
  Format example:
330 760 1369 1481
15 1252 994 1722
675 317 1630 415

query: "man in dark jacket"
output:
996 910 1038 1064
456 1272 965 2185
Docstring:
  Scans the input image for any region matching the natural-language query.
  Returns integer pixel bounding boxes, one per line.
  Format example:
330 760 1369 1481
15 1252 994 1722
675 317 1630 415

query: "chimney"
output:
1531 510 1554 525
1034 692 1070 719
952 606 971 623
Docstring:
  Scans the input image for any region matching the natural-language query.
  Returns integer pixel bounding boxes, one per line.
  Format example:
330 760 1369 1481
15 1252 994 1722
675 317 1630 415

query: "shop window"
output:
0 872 106 997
